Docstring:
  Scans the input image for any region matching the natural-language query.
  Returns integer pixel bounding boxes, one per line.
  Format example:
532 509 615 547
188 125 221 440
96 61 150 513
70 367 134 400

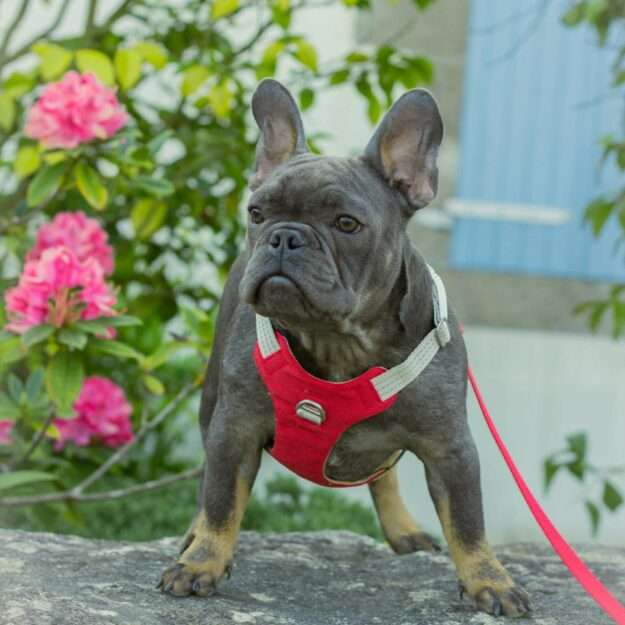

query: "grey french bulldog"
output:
159 78 531 618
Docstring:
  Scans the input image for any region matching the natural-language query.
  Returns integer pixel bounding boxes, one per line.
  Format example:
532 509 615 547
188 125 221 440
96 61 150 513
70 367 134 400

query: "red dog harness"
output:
254 265 451 487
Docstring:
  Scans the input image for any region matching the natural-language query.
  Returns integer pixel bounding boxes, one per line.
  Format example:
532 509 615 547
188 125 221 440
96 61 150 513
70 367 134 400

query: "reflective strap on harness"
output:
256 263 451 402
257 314 280 357
370 265 450 401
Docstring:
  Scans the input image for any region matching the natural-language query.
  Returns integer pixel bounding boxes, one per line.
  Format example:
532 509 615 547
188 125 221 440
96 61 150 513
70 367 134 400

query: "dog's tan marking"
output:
436 497 530 617
369 467 438 553
161 476 250 596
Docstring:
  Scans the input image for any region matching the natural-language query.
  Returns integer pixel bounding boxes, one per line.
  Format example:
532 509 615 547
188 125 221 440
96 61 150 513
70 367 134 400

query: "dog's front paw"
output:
459 579 531 618
388 531 441 555
158 557 231 598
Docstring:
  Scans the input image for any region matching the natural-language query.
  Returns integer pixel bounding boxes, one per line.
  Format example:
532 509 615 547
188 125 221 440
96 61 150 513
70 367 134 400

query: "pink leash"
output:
468 366 625 624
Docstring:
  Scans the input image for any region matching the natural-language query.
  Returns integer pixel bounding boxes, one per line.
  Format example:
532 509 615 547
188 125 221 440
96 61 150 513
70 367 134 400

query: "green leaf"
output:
73 319 113 335
147 130 173 154
135 41 168 69
130 176 175 197
74 161 108 210
22 324 55 349
91 339 144 362
589 302 608 331
45 350 84 416
585 0 608 22
58 328 88 350
14 145 41 178
566 459 586 481
131 198 168 240
562 2 587 26
207 82 234 119
261 41 285 66
181 65 210 96
329 69 350 85
143 342 190 370
294 40 318 72
115 47 142 90
143 374 165 395
0 336 26 365
585 500 600 535
271 3 291 29
32 42 73 81
26 163 66 207
3 72 35 98
585 197 614 236
7 373 23 403
25 369 44 402
105 315 143 328
0 93 16 131
212 0 239 19
299 88 315 111
346 52 369 64
0 470 58 493
566 432 587 459
602 481 624 511
75 49 115 85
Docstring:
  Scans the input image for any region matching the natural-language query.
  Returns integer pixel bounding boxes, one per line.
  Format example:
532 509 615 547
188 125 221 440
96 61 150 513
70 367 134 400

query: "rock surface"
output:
1 529 623 625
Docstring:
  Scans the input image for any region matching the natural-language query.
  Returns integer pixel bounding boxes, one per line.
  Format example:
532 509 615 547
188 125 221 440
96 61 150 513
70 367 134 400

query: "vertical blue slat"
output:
450 0 625 282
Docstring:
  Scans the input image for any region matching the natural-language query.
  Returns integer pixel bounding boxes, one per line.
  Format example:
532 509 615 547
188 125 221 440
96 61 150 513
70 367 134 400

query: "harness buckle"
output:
435 319 451 348
295 400 326 425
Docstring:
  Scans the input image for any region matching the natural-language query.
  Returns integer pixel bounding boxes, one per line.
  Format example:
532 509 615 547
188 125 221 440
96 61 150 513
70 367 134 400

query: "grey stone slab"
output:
1 529 623 625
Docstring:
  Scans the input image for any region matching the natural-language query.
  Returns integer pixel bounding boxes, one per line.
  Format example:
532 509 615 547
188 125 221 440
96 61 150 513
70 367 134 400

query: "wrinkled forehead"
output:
250 154 390 216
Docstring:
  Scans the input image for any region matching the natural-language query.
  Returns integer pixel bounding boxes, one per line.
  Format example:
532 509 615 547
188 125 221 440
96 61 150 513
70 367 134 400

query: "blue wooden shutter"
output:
449 0 624 282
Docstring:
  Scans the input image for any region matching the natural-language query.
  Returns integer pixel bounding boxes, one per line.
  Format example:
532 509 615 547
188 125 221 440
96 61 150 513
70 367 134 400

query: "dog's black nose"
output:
269 228 307 251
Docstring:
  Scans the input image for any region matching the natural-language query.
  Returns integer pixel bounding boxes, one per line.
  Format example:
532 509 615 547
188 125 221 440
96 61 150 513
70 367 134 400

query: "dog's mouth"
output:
254 273 305 309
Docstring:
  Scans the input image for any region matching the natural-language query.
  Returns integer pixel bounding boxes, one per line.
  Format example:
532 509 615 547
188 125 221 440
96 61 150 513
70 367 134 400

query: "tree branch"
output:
0 0 72 69
0 0 32 64
0 466 202 507
9 412 56 470
85 0 99 31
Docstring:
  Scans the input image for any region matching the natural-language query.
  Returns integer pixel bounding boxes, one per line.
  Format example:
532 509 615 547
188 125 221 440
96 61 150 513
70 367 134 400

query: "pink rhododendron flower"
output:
4 246 117 334
25 71 128 149
27 211 114 275
0 421 13 445
54 376 133 449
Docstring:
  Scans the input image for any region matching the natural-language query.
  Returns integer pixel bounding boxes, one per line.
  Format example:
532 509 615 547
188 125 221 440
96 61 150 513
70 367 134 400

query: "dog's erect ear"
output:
363 89 443 212
249 79 308 190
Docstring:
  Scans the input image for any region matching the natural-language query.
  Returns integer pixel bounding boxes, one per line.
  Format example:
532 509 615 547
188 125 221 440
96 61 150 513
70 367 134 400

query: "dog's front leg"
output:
159 410 262 597
422 435 531 618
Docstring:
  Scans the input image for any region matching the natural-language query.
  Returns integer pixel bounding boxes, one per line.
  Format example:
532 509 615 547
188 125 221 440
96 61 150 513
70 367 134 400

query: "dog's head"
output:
239 79 443 332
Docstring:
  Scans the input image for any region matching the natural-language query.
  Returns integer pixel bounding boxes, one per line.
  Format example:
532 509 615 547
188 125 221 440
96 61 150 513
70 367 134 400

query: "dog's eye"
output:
335 215 362 234
248 207 264 224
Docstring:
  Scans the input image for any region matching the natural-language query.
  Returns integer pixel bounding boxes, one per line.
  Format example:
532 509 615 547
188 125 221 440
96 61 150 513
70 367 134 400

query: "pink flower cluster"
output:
0 421 12 445
54 376 133 449
0 377 134 449
25 71 128 149
28 210 114 275
4 212 116 334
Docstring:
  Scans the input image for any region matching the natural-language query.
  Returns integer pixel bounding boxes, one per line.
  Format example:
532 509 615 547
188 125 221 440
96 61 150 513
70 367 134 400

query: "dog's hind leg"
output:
369 467 440 554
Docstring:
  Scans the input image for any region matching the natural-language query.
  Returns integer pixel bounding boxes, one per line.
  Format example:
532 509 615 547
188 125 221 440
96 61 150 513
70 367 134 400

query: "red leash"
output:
468 366 625 624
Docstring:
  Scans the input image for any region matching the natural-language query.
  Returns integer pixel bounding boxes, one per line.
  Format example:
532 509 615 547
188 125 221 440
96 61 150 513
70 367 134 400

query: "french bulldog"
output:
159 79 531 618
